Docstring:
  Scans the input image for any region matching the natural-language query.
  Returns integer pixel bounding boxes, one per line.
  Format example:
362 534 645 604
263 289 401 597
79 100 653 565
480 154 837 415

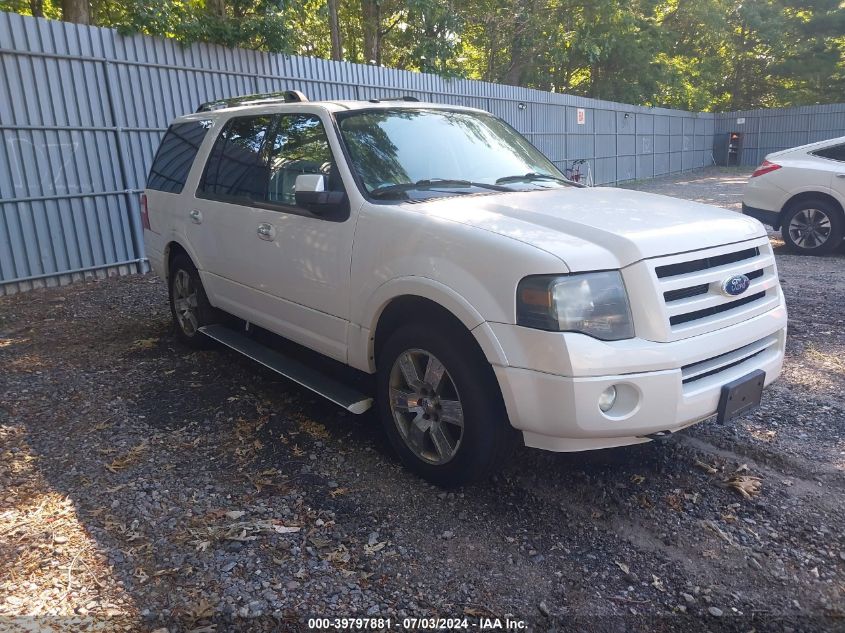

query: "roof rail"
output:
196 90 309 113
366 95 421 104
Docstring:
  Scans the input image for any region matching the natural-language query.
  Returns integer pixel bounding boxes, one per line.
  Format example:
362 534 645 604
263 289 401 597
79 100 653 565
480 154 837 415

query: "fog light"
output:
598 385 617 412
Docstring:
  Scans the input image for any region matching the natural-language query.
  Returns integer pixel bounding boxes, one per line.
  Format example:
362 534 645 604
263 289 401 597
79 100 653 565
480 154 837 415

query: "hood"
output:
416 187 766 271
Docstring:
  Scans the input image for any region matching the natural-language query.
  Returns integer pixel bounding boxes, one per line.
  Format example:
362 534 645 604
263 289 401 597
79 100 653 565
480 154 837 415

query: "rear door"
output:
811 142 845 199
143 119 212 272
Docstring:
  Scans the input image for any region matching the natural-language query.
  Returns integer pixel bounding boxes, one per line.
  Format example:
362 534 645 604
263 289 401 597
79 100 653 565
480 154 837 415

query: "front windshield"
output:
336 108 571 200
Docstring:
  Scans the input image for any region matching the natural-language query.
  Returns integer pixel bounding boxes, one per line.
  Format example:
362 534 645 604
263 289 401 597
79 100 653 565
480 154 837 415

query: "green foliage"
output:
2 0 843 110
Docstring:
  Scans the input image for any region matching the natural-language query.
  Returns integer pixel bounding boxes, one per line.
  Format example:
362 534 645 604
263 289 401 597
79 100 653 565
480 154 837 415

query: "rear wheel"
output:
377 322 516 487
781 199 843 255
168 253 217 348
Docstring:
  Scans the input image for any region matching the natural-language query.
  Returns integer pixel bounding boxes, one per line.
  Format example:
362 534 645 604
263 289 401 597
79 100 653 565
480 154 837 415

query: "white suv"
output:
142 93 787 486
743 135 845 255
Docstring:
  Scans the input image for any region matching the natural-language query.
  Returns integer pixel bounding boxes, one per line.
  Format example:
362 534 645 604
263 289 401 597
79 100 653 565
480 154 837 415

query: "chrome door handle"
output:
256 223 276 241
189 209 202 224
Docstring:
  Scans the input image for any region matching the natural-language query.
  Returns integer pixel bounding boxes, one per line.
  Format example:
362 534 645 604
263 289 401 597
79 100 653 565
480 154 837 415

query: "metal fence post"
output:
101 59 147 272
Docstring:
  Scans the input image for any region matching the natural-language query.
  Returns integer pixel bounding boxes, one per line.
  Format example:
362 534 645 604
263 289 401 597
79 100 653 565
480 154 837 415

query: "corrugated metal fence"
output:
715 104 845 166
0 11 842 295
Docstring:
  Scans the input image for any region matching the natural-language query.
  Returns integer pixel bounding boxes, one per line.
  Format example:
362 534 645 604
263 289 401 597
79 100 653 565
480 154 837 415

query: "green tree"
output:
1 0 843 109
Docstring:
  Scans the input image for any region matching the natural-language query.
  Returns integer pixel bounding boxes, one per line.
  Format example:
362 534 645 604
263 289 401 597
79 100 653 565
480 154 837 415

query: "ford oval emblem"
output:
721 274 750 297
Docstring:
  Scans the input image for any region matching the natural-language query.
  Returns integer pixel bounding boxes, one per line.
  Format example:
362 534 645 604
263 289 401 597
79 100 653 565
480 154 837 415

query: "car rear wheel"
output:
169 253 217 348
781 199 843 255
377 321 516 487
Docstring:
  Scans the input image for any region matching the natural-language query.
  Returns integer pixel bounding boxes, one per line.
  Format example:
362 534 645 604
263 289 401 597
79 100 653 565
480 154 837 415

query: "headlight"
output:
516 271 634 340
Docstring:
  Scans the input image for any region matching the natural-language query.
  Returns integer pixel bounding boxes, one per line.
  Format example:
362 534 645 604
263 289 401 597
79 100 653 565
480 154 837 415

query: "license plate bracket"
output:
717 369 765 424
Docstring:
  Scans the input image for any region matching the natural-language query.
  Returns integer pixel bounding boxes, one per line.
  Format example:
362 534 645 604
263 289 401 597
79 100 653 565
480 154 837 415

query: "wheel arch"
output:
163 240 200 281
359 280 509 374
779 191 844 230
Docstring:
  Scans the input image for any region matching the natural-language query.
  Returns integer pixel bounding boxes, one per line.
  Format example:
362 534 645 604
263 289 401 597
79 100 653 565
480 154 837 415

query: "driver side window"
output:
267 114 341 205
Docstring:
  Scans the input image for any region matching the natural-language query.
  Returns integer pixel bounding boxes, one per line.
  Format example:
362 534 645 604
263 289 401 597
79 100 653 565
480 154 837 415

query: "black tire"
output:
376 320 517 487
168 253 218 348
780 199 844 255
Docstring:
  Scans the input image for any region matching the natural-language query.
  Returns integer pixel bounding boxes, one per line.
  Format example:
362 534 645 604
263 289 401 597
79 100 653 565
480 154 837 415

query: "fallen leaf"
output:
364 541 387 555
225 510 246 520
106 443 149 473
326 545 351 565
724 474 762 499
614 561 630 575
695 460 719 475
666 494 684 512
130 338 158 350
701 519 738 547
186 598 214 620
631 474 645 484
272 524 301 534
651 574 666 592
464 606 493 617
329 487 349 498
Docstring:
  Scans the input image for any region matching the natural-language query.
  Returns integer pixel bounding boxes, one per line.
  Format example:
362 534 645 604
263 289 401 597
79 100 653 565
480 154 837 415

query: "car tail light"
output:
140 193 151 230
751 160 781 178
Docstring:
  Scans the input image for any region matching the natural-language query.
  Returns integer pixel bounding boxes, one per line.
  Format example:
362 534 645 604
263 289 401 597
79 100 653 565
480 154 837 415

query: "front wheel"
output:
376 322 516 487
781 200 843 255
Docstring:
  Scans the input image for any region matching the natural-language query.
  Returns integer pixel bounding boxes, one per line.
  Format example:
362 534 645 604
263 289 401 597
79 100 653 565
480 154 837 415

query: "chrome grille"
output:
625 238 781 343
655 247 759 279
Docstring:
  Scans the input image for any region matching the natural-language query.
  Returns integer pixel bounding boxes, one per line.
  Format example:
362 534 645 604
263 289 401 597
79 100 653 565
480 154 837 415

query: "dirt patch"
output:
1 168 844 631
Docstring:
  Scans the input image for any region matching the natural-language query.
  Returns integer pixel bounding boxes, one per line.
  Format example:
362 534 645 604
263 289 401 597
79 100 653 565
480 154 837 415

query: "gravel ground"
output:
1 166 844 632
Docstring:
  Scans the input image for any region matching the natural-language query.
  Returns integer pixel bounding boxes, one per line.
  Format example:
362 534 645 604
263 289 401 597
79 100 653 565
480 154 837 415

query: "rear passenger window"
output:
199 116 273 202
147 120 211 193
813 143 845 162
267 114 338 205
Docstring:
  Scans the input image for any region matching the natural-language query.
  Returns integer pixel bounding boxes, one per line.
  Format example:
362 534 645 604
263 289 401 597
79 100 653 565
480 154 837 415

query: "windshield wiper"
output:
370 178 512 199
495 172 572 185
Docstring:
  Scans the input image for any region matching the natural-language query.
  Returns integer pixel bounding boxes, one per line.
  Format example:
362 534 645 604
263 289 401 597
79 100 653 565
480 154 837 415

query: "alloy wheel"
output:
172 269 199 336
388 348 465 465
788 208 832 249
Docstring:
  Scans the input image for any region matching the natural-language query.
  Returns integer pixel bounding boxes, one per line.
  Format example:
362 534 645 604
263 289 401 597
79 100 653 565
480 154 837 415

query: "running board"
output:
198 324 373 414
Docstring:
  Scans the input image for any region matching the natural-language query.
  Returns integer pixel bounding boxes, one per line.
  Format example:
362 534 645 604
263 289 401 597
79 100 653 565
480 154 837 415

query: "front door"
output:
193 110 356 362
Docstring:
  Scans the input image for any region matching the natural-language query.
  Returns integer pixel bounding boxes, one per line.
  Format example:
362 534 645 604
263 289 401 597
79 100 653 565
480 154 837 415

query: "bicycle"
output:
564 158 594 187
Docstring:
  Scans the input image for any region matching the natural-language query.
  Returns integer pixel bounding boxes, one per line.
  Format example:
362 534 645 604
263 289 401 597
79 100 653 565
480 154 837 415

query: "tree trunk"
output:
206 0 226 19
362 0 381 64
503 32 530 86
30 0 45 18
61 0 90 24
502 4 534 86
328 0 343 61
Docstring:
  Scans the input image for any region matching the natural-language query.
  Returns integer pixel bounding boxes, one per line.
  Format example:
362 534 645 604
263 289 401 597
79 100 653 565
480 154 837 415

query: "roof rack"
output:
196 90 309 113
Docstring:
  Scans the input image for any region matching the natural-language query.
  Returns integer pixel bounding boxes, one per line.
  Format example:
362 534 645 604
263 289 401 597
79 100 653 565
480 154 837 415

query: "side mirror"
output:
294 174 347 216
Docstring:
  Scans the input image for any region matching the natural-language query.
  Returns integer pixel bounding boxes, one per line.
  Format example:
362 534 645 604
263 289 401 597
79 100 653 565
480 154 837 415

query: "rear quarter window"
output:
147 120 212 193
811 143 845 162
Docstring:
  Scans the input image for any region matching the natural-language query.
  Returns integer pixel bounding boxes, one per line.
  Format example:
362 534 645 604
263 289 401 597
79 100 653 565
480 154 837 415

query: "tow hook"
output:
641 430 673 441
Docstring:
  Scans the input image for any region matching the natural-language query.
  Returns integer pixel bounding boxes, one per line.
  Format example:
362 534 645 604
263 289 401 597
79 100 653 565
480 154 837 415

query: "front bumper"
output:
491 302 787 452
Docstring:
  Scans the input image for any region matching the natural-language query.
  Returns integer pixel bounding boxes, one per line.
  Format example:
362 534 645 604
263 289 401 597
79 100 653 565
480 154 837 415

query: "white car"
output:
743 135 845 254
142 93 787 486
